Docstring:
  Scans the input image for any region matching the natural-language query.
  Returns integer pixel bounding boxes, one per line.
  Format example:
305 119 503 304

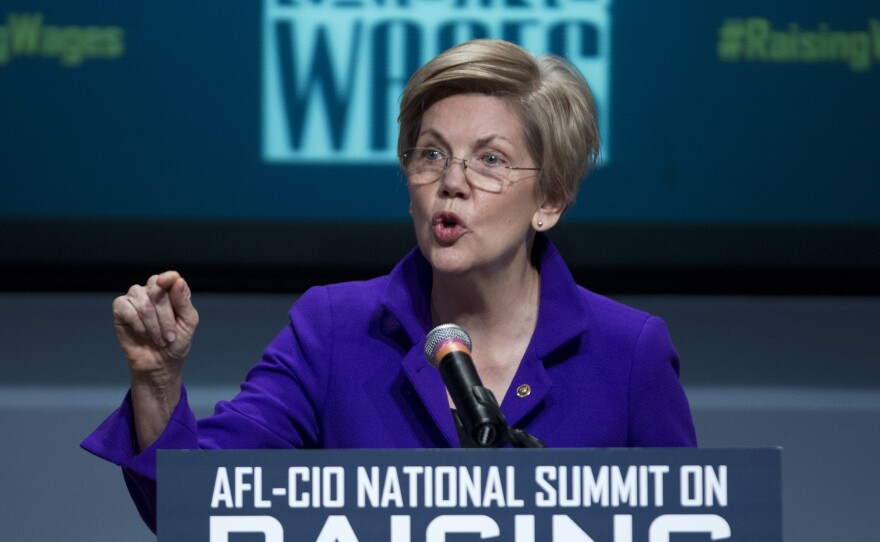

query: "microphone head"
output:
424 323 472 367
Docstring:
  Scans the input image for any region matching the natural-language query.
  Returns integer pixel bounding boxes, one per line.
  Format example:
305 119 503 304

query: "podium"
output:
158 448 781 541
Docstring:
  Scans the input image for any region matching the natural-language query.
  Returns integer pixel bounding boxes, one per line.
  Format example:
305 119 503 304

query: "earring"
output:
537 220 543 228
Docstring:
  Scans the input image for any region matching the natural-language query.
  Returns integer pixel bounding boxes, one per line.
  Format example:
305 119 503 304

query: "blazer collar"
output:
376 234 591 445
374 249 461 445
496 234 592 428
530 233 591 359
378 234 590 350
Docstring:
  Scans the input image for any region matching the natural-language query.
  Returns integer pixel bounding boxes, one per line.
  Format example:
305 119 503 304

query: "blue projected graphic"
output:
1 2 878 223
261 0 612 164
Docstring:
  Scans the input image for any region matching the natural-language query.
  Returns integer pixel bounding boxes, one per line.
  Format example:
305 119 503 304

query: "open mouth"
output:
432 212 465 244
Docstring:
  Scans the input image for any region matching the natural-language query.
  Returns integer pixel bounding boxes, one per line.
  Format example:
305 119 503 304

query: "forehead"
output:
419 94 526 149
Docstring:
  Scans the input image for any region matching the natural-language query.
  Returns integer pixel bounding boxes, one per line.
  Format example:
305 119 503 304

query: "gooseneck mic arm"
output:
436 347 509 447
424 324 546 449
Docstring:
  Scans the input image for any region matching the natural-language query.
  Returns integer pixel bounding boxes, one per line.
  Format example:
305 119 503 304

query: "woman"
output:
83 39 696 532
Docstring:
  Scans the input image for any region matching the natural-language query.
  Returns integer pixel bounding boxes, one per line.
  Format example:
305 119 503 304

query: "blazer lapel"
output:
400 344 460 447
375 247 460 447
374 236 591 448
499 346 554 429
501 235 591 431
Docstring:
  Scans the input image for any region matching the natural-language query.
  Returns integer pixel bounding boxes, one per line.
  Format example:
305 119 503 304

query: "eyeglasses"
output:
398 147 541 193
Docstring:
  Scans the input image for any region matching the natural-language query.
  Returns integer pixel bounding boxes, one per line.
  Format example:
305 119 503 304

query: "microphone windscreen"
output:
424 323 472 366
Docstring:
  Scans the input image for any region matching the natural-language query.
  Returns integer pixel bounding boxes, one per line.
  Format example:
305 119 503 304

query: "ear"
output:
408 201 414 217
532 199 564 231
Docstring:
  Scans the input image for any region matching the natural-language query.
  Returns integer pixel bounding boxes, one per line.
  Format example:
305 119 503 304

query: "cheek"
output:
486 192 537 227
408 190 432 223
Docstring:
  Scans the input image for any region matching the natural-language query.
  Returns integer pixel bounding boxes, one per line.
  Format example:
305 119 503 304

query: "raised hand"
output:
112 271 199 380
111 271 199 450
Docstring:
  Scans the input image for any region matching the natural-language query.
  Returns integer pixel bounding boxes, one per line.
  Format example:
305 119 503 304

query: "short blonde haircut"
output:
398 39 599 211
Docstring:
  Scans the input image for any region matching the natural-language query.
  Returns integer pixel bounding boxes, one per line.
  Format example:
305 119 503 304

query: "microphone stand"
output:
506 427 546 449
452 408 546 448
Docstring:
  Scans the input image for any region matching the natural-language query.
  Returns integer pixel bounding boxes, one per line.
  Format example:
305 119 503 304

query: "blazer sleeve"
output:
626 316 698 447
79 385 199 532
80 285 335 532
196 285 334 451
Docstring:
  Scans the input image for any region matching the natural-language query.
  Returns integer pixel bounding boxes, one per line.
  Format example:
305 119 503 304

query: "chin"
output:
421 244 473 276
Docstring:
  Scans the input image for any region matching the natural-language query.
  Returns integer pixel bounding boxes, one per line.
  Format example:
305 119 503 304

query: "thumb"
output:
169 277 199 330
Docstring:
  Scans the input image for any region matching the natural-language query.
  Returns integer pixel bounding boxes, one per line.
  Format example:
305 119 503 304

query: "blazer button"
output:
516 384 531 398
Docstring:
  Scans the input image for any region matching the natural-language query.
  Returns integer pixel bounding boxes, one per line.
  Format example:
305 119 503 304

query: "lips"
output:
432 211 465 244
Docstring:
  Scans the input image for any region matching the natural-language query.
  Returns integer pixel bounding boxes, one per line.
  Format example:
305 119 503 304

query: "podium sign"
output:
158 448 781 541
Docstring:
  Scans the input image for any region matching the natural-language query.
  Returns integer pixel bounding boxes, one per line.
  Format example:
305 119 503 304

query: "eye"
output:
477 153 507 168
420 148 445 162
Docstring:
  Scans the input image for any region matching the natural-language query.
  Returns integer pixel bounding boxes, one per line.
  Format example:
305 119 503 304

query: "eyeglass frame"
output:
398 146 542 191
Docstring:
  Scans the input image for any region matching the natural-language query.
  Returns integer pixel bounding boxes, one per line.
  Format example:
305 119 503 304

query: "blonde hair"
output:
398 39 599 211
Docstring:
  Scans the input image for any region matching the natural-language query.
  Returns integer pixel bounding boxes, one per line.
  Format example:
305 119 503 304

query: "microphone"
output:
424 324 509 447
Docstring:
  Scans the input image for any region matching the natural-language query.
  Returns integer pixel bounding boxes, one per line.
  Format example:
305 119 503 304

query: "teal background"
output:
2 1 878 222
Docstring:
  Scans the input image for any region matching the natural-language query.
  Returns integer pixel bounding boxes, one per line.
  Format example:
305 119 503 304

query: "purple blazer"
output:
82 234 696 531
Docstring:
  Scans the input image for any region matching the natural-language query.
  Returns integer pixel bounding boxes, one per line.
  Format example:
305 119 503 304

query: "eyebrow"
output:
474 135 514 149
417 128 450 150
417 129 515 153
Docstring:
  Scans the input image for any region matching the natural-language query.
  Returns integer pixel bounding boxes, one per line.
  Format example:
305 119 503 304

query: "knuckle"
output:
112 297 133 319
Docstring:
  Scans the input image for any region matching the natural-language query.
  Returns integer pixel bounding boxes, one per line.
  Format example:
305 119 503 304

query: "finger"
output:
153 272 189 343
146 275 178 343
135 278 168 347
112 295 148 337
155 270 181 289
168 277 199 330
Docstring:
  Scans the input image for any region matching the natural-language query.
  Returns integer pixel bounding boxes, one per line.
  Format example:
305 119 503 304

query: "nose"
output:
445 156 469 172
438 156 471 198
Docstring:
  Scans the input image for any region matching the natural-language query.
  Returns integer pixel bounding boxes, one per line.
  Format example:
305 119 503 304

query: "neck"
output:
430 249 541 339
